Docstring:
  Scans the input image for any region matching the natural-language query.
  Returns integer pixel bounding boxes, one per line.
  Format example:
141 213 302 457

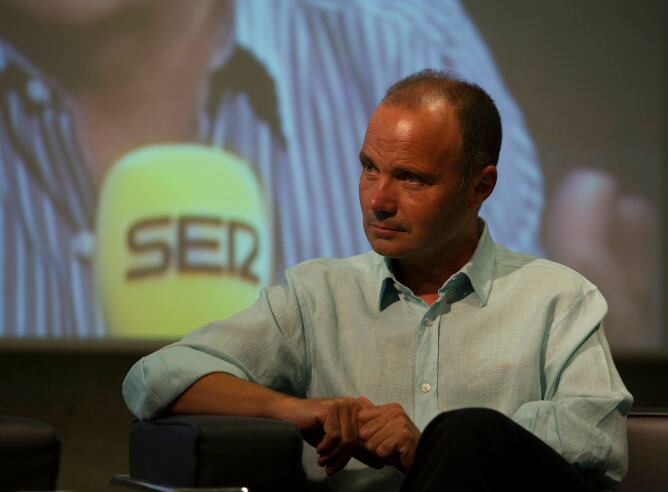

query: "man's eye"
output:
403 173 423 183
361 162 377 173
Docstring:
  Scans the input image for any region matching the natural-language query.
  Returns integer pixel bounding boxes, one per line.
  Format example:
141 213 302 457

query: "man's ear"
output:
469 165 497 209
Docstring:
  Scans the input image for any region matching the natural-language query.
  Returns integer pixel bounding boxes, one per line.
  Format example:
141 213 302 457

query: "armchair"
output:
118 415 304 492
114 410 668 492
616 409 668 492
0 415 60 491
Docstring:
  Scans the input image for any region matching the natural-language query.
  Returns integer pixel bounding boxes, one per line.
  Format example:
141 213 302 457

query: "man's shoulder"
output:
0 38 47 81
492 243 598 298
286 251 382 279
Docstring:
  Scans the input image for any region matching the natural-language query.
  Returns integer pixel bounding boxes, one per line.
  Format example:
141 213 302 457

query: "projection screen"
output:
0 0 663 355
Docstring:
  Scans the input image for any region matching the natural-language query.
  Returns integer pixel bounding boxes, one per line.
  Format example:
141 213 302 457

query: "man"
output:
125 70 631 491
0 0 543 339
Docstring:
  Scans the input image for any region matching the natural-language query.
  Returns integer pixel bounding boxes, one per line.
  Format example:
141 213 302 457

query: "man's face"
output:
358 102 479 264
3 0 138 26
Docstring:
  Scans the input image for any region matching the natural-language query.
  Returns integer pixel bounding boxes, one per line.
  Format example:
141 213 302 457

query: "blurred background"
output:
0 0 665 490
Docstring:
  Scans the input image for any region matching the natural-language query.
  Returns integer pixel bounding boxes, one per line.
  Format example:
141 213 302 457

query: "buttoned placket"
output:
393 275 466 432
392 280 442 431
413 296 442 431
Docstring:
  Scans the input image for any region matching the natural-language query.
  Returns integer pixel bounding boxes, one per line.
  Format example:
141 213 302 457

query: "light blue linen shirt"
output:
123 224 632 491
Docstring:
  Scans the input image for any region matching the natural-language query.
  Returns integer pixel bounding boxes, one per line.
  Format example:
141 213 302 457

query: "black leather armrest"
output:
129 415 304 492
0 416 60 491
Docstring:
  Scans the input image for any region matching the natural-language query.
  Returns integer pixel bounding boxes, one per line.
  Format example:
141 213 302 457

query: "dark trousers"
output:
400 408 598 492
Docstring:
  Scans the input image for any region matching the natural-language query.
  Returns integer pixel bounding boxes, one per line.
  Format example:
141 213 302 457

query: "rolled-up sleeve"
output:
123 270 308 420
512 288 633 488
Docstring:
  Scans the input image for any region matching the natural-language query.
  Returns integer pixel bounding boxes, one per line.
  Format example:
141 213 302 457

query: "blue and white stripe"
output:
0 0 543 338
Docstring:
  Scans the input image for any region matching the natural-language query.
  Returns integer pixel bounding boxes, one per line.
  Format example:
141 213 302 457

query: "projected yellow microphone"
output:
94 144 272 338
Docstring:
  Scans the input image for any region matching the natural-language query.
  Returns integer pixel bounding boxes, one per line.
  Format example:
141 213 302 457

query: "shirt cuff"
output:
122 344 249 420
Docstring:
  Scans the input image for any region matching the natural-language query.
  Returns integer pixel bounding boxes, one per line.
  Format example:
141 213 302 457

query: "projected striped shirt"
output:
0 0 543 338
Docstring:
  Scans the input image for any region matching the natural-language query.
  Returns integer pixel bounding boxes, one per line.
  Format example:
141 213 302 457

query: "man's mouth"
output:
369 223 404 233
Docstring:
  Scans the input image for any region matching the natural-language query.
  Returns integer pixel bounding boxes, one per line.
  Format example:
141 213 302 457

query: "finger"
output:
320 404 357 474
374 434 400 463
375 433 417 473
360 418 394 454
316 409 341 455
358 416 385 441
316 430 339 456
359 402 406 427
353 444 385 470
360 414 419 472
358 395 375 408
358 409 395 441
340 399 358 445
316 398 357 463
321 404 355 461
358 405 384 425
323 446 354 475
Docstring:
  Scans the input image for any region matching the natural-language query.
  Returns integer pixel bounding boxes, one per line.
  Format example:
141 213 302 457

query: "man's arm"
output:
169 372 377 475
512 289 633 488
122 274 308 420
168 372 291 418
122 272 372 474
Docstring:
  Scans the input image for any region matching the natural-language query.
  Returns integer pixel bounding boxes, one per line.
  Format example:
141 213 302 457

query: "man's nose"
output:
370 180 397 218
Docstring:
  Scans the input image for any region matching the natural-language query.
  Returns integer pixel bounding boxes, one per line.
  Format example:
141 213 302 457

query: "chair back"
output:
617 410 668 492
0 416 60 490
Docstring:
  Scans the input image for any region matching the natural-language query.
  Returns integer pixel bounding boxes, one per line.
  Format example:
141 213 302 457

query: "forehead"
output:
362 103 461 168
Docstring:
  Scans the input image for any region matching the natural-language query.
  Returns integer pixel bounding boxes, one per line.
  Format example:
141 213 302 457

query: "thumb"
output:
358 395 375 408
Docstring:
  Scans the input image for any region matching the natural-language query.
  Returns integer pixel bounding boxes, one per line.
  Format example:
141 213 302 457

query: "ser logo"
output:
125 215 260 284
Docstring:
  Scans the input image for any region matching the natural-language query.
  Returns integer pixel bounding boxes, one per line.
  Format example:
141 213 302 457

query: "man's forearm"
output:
167 372 298 421
167 373 412 475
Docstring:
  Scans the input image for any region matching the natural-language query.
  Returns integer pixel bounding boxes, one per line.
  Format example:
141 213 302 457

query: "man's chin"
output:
368 239 405 259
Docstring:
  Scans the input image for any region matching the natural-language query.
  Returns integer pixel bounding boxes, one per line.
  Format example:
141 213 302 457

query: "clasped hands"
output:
290 396 421 476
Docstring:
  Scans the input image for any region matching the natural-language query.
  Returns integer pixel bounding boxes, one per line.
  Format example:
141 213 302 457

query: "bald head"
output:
381 69 502 185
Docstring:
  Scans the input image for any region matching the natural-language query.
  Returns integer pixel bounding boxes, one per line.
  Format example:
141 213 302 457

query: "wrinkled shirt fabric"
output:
123 224 632 491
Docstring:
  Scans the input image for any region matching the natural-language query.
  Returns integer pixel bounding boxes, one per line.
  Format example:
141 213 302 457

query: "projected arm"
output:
545 167 658 349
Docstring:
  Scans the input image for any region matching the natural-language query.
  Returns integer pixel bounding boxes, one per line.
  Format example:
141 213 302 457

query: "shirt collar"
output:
458 220 495 306
376 219 496 311
377 262 400 311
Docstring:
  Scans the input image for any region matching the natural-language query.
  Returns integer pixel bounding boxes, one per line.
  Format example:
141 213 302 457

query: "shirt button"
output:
420 383 431 393
71 230 95 263
27 78 50 104
424 318 433 327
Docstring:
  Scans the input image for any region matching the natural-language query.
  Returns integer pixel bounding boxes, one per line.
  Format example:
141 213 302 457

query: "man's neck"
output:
392 221 481 305
67 1 232 188
3 1 232 188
